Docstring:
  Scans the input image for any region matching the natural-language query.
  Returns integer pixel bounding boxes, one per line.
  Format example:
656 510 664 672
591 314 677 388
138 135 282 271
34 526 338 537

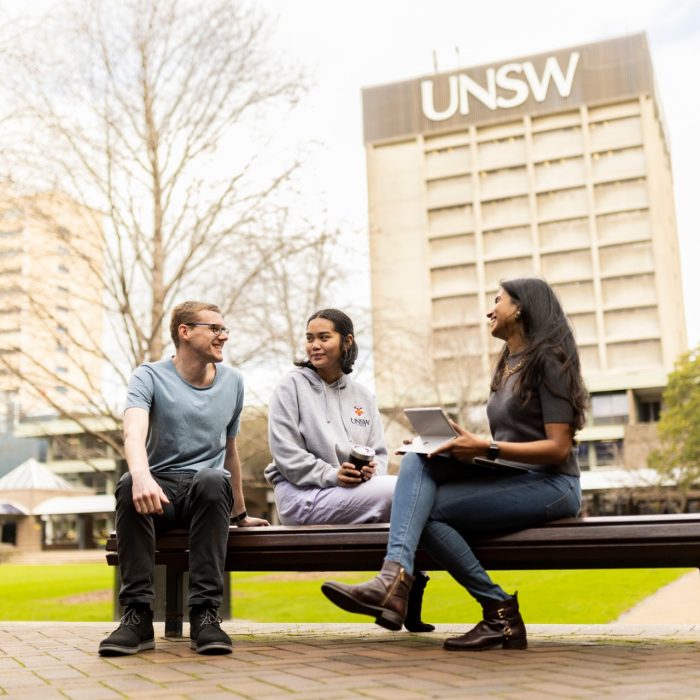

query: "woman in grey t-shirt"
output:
322 278 588 651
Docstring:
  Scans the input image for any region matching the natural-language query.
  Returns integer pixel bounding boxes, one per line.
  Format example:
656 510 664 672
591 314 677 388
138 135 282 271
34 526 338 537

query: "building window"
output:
590 391 628 426
0 286 22 295
637 399 661 423
57 264 69 273
594 439 624 467
0 247 22 257
55 385 68 394
0 209 23 220
577 442 590 470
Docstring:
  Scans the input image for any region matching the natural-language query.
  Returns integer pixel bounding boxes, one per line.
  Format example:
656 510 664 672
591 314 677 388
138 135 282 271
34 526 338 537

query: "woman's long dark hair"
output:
491 278 588 431
294 308 358 375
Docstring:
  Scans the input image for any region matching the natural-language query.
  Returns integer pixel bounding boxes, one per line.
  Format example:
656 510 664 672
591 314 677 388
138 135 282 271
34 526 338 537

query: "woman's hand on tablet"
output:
428 420 489 462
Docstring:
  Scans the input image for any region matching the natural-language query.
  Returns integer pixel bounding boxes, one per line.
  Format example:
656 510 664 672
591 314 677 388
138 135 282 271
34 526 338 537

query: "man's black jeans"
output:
115 469 233 609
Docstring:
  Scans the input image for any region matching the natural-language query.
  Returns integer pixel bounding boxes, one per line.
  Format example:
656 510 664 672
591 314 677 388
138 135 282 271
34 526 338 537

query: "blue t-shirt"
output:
125 359 244 474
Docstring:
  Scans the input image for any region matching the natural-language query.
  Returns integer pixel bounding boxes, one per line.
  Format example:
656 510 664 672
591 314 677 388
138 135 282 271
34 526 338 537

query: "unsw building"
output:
362 33 687 509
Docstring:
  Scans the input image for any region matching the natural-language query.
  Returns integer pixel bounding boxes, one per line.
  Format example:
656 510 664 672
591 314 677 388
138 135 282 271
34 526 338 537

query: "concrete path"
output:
1 622 699 699
6 549 106 565
616 570 700 624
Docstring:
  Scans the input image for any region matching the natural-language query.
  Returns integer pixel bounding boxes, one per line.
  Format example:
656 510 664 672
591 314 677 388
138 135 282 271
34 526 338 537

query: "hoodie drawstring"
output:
321 382 331 424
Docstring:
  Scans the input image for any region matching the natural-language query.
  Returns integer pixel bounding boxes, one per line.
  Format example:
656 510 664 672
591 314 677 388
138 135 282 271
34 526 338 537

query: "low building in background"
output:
13 416 121 495
0 458 114 551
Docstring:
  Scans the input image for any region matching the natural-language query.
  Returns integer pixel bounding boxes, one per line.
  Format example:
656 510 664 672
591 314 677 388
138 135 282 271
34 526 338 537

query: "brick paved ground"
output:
1 622 699 699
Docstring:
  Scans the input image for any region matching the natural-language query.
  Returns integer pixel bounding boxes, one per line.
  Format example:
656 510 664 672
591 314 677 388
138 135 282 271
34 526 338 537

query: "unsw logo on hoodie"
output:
350 405 370 427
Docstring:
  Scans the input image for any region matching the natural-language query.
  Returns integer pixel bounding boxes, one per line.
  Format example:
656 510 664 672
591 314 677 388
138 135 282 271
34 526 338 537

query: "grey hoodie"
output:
264 367 388 488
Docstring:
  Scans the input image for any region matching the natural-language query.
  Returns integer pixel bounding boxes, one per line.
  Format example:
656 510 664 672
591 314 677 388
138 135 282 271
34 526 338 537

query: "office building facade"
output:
0 190 105 426
363 34 687 476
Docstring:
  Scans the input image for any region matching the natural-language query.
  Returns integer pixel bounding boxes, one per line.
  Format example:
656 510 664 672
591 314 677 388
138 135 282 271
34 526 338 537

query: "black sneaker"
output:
98 605 155 656
189 606 232 655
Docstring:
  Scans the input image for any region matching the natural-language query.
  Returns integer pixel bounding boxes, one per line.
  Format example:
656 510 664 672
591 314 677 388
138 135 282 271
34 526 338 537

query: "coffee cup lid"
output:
350 444 375 460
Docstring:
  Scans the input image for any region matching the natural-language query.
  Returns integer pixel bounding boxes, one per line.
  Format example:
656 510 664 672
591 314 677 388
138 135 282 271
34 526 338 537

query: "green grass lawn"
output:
0 564 114 621
231 569 689 624
0 564 689 623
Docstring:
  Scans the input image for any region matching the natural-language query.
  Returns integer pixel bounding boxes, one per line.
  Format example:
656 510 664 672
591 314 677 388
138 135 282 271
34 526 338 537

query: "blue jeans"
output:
385 453 581 604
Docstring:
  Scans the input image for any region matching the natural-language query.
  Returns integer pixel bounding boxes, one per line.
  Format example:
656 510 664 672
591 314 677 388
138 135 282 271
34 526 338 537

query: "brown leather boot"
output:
321 560 414 631
443 593 527 651
404 571 435 633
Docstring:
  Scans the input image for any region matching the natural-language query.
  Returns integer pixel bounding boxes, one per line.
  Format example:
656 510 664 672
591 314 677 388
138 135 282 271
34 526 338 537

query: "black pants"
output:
115 469 233 609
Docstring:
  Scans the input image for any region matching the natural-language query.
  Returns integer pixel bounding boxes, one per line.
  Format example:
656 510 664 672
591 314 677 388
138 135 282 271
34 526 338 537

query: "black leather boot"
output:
443 592 527 651
404 571 435 632
321 560 414 631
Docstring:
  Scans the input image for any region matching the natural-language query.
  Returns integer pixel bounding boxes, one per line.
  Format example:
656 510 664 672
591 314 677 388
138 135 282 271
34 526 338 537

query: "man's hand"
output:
337 462 363 488
131 471 170 515
235 515 270 527
428 420 489 462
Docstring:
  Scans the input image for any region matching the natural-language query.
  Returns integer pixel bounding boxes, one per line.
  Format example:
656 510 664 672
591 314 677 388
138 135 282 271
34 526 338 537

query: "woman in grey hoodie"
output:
265 308 433 632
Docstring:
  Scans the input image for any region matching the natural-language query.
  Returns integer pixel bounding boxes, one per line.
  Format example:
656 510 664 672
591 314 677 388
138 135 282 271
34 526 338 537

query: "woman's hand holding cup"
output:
340 445 376 486
337 462 363 487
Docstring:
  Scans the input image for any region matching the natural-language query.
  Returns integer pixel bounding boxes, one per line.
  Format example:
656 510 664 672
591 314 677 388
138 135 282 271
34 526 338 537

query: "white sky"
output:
261 0 700 348
2 0 697 353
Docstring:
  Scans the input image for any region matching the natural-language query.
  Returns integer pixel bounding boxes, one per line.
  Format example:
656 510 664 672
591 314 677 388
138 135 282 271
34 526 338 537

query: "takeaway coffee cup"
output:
349 445 375 480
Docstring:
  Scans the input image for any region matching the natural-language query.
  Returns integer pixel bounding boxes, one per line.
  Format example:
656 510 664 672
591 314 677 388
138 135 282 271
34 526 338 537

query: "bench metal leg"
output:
164 566 185 637
154 568 228 637
112 567 123 621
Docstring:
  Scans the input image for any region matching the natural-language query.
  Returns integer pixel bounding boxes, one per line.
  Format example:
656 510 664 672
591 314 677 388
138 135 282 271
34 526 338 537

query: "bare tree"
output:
369 316 490 468
230 217 354 482
0 0 319 448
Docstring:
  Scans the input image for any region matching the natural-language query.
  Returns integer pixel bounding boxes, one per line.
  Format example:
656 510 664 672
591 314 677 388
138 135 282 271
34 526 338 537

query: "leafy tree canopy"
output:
649 345 700 493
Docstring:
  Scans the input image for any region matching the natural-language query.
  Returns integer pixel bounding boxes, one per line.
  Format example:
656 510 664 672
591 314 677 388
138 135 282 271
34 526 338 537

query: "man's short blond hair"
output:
170 301 222 348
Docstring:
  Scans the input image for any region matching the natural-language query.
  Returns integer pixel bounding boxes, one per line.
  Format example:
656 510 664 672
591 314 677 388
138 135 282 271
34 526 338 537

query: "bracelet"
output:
231 510 248 523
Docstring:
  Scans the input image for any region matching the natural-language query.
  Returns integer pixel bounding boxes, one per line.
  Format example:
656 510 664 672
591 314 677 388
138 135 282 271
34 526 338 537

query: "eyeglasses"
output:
186 323 230 337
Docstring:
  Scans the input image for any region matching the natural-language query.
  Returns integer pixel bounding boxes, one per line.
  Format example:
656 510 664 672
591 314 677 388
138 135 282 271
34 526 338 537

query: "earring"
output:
515 311 521 319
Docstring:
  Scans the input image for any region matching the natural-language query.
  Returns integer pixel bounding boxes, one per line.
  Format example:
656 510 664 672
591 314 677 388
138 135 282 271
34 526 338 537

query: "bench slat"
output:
106 515 700 570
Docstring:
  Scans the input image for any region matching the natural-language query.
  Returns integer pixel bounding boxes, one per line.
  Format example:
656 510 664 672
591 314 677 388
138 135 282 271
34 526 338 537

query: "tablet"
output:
399 407 457 455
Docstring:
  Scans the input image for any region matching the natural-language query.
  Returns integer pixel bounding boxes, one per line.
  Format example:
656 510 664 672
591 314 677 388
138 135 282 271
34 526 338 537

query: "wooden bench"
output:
105 514 700 637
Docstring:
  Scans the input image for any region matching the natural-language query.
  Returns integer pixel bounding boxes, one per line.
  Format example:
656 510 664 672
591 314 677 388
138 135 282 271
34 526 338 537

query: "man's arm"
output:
224 436 269 527
124 407 170 515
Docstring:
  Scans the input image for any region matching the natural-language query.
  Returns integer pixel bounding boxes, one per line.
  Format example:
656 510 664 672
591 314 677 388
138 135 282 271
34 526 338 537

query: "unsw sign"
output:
420 53 580 121
361 34 654 143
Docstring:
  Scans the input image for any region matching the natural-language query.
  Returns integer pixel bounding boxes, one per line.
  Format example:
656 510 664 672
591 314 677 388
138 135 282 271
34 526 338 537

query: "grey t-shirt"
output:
486 358 580 476
125 359 244 474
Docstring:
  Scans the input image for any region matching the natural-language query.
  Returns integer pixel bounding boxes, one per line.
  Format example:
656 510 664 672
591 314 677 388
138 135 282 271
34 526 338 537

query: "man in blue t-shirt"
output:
99 301 268 657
